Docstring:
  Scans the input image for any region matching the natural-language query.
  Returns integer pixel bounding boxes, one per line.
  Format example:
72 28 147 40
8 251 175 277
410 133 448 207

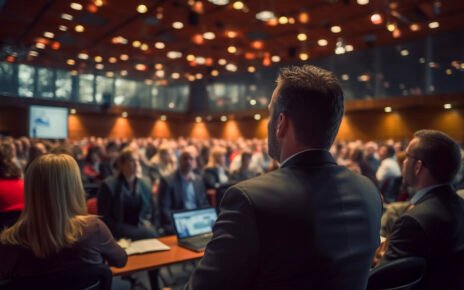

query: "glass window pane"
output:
18 64 35 97
0 62 16 96
155 84 189 112
37 68 54 98
114 78 137 106
95 75 114 104
79 74 94 103
55 70 72 99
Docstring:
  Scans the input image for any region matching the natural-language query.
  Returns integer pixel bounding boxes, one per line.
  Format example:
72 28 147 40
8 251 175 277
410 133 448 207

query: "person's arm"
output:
184 186 259 290
95 219 128 268
379 215 427 265
158 177 174 233
197 181 211 208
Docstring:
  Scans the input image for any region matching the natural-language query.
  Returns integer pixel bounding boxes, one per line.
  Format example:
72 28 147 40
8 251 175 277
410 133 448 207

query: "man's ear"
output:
276 113 288 139
414 160 423 176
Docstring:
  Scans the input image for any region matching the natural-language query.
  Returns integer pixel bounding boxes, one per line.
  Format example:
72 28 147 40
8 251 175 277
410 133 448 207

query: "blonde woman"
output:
203 146 230 189
0 154 127 279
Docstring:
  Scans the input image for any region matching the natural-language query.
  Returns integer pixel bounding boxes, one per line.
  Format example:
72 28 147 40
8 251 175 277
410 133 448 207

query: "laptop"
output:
171 208 218 252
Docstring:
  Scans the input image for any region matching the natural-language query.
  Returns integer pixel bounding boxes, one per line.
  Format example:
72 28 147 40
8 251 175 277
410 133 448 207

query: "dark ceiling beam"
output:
15 0 55 43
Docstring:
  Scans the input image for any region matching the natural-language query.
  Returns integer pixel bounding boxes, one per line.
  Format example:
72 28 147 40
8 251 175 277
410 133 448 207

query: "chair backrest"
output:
381 176 403 204
0 263 112 290
87 197 98 215
0 211 21 229
367 257 426 290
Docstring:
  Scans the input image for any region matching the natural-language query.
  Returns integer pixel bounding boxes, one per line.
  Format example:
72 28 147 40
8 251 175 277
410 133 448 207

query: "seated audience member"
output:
379 130 464 290
100 141 119 180
376 144 401 191
0 143 24 228
150 146 176 178
230 151 257 182
24 142 47 171
158 148 209 234
364 141 380 173
0 154 127 280
203 146 230 189
348 146 378 186
82 146 103 183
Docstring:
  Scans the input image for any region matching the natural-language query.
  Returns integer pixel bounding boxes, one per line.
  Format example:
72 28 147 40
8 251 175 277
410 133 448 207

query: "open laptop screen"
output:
172 208 217 239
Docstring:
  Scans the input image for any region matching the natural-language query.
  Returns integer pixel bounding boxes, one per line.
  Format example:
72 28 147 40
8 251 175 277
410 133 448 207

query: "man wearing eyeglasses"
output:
379 129 464 290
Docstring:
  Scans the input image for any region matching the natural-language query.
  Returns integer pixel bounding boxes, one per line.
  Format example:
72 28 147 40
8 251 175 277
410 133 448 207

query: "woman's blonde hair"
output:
0 154 89 257
206 146 226 168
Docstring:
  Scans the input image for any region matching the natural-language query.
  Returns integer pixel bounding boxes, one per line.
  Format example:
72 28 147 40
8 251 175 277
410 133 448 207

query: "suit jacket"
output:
185 150 382 290
203 166 230 189
97 175 156 240
158 170 210 233
381 185 464 290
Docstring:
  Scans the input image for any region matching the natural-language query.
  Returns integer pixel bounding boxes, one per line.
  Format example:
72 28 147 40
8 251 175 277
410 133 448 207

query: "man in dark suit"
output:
380 130 464 290
185 65 382 290
158 148 210 234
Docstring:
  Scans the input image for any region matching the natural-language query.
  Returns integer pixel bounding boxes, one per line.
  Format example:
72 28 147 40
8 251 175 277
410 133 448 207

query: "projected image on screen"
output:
29 106 68 139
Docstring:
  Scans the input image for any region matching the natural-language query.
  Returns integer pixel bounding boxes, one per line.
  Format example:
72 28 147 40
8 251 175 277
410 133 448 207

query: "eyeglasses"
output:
405 152 427 167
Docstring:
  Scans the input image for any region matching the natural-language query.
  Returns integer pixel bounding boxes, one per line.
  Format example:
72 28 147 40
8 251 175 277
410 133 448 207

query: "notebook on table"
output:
171 207 218 252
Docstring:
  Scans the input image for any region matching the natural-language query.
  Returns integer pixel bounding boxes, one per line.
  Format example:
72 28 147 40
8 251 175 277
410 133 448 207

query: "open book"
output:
118 238 171 255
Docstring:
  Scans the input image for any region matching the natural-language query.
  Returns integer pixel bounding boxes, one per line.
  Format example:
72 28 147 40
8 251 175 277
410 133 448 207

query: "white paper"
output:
121 238 171 255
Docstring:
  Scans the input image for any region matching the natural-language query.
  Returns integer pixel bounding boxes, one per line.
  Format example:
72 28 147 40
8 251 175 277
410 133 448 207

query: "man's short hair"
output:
276 65 344 149
412 130 462 183
382 145 396 158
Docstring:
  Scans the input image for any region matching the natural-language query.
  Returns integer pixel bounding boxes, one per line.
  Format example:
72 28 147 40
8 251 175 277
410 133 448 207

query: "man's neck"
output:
279 144 318 164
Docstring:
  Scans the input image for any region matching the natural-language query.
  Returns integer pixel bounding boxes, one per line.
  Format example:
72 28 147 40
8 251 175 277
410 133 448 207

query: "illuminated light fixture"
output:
220 115 228 122
205 58 213 66
35 42 45 49
51 41 60 50
206 115 213 121
392 28 401 38
144 79 153 85
208 0 229 5
94 0 104 7
187 74 196 82
105 71 114 78
278 16 289 25
387 22 397 32
171 72 180 79
249 99 257 105
112 36 128 44
136 4 148 14
195 116 202 123
122 112 128 118
59 25 68 31
168 102 175 109
6 55 14 62
195 56 206 65
70 2 83 10
444 103 452 109
192 1 204 13
94 55 102 62
400 49 409 56
132 40 141 47
78 53 88 59
70 70 78 76
167 51 182 59
203 32 216 40
29 51 39 57
96 63 104 70
263 55 271 66
271 55 280 62
155 70 165 78
256 10 276 21
251 40 264 50
244 52 256 60
345 45 354 52
370 13 383 25
135 64 147 71
43 31 54 38
211 70 219 77
140 43 149 51
331 25 342 33
186 54 195 61
66 59 75 65
75 25 85 32
195 73 203 79
254 114 262 121
87 3 98 13
232 1 244 10
225 63 238 72
410 23 420 31
120 54 129 61
248 66 256 73
384 107 392 113
172 21 184 29
288 17 295 24
70 108 77 114
358 74 370 82
61 13 73 21
297 33 307 41
357 0 369 5
445 69 452 75
109 57 117 63
428 21 439 29
266 18 278 26
160 115 167 121
192 34 204 45
227 46 237 54
155 63 163 70
318 39 328 46
154 42 165 49
218 58 227 65
226 30 238 38
341 74 349 81
335 46 345 55
298 12 309 23
299 52 309 61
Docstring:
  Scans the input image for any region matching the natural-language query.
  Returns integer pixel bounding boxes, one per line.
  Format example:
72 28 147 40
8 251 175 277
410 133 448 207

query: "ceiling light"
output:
160 115 167 121
218 59 227 65
187 74 196 82
132 40 141 47
256 10 276 21
66 59 75 65
266 18 278 26
335 46 345 55
78 53 88 59
75 25 85 32
70 70 78 76
428 21 439 29
392 29 401 38
370 13 383 25
136 4 148 14
254 114 261 121
208 0 229 5
195 116 202 123
203 32 216 40
226 30 238 38
140 43 149 51
220 115 228 122
387 22 397 32
298 12 310 24
297 33 307 41
251 40 264 49
171 72 180 79
331 25 342 33
155 63 163 70
112 36 128 44
94 56 103 62
29 51 39 57
271 55 280 62
195 73 203 79
357 0 369 5
70 108 77 114
172 21 184 29
384 107 392 113
341 74 350 81
225 63 238 72
106 72 114 77
410 23 420 31
109 57 117 63
155 70 165 78
135 64 147 71
278 16 289 25
227 46 237 54
345 45 354 52
299 52 309 61
186 54 195 61
70 2 83 10
195 56 206 65
43 32 54 38
154 42 165 49
168 102 175 109
120 70 128 76
94 0 104 7
122 112 128 118
446 69 452 75
145 79 153 85
59 25 68 31
232 1 244 10
444 103 452 109
211 70 219 77
400 49 409 56
167 51 182 59
96 63 104 70
61 13 73 21
120 54 129 61
35 42 45 49
318 39 328 46
247 66 256 73
250 99 257 105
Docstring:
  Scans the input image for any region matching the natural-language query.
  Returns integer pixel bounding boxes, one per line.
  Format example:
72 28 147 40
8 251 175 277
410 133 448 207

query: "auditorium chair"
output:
367 257 426 290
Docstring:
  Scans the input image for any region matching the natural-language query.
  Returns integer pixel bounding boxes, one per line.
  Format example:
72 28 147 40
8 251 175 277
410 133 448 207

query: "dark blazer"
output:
203 167 230 189
158 170 210 233
185 150 382 290
97 175 156 240
381 184 464 290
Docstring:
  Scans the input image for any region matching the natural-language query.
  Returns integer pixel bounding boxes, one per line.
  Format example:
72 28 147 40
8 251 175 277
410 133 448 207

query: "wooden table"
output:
112 236 204 276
